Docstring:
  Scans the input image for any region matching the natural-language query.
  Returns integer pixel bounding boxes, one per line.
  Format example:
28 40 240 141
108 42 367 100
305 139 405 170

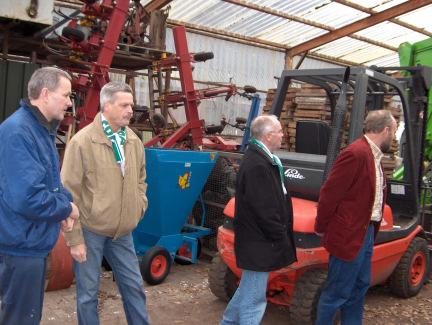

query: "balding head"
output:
364 110 395 134
251 115 279 140
364 110 397 153
251 115 283 152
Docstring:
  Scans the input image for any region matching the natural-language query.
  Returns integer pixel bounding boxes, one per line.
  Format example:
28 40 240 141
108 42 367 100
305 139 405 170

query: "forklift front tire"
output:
290 268 328 325
208 254 238 302
140 246 172 285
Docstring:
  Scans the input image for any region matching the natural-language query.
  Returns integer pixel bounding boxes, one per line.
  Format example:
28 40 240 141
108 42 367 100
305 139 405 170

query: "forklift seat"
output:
295 120 330 155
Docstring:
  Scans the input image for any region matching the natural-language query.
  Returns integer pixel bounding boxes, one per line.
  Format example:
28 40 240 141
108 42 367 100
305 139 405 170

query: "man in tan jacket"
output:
61 82 149 325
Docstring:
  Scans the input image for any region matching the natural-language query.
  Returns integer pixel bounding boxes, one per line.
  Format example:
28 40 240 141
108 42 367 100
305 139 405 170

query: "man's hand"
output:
70 243 87 263
69 202 79 220
61 217 75 232
61 202 80 233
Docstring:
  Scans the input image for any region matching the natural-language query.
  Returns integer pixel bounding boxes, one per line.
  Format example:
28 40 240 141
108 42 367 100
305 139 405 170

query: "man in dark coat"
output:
315 110 397 325
221 115 297 325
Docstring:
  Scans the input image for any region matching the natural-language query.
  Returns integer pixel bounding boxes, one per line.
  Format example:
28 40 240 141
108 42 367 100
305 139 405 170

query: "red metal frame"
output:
59 0 129 129
77 0 129 128
144 26 238 150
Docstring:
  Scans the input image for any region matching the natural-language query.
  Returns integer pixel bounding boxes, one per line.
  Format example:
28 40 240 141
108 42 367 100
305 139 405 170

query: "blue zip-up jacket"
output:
0 99 73 257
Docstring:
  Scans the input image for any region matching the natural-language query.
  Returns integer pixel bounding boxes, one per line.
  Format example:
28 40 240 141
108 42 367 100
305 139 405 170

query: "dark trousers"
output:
0 254 46 325
316 225 375 325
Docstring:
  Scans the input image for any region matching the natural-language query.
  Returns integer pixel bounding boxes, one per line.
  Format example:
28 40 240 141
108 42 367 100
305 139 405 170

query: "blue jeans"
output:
221 270 269 325
0 254 46 325
74 229 149 325
316 225 375 325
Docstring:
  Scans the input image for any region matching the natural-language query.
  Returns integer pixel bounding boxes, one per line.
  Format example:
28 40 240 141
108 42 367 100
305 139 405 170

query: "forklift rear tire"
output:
389 236 429 298
140 246 172 285
208 254 238 302
174 239 202 265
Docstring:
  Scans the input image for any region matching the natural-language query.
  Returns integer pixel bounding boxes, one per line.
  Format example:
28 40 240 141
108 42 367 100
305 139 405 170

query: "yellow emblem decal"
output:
178 172 191 190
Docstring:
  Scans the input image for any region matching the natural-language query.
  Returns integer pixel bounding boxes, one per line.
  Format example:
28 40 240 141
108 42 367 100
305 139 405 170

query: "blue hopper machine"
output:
133 148 218 285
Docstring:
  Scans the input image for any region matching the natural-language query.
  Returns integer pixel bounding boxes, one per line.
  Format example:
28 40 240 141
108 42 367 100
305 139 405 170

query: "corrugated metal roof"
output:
57 1 432 66
161 0 432 67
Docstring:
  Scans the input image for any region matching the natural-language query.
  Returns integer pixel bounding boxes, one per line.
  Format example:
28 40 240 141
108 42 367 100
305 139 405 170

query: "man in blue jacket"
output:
0 67 79 325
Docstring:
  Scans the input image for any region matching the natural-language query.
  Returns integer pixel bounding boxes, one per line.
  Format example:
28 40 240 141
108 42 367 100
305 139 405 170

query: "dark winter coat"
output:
234 144 297 272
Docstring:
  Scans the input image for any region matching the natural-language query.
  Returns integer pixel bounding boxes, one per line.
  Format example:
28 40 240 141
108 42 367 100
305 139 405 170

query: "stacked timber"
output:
263 88 297 149
263 84 402 178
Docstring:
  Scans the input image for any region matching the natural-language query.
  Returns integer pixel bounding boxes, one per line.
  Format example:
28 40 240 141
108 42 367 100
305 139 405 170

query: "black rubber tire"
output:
62 26 85 42
193 51 214 62
174 239 202 265
243 85 257 93
140 246 172 285
151 113 167 129
204 157 236 201
208 254 238 302
389 236 429 298
290 268 328 325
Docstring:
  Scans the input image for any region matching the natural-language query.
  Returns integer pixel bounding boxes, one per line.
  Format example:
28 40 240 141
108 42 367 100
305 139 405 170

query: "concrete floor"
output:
41 259 432 325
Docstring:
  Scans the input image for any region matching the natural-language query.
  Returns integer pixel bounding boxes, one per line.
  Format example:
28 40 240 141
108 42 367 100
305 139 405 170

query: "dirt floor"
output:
42 256 432 325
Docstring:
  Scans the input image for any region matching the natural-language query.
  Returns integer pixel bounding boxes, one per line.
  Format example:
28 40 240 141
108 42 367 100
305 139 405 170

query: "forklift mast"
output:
269 67 432 223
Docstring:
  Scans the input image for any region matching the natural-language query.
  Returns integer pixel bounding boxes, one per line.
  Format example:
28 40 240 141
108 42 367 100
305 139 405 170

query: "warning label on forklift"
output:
390 184 405 195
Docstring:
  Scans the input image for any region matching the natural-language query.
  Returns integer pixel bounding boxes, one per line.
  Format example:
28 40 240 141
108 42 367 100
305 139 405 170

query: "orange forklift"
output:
208 66 432 324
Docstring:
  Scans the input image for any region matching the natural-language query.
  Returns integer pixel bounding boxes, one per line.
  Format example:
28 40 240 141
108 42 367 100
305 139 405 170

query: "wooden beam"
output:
288 0 432 56
333 0 432 37
167 19 285 51
143 0 172 13
167 19 359 67
223 0 396 52
223 0 333 31
285 51 293 69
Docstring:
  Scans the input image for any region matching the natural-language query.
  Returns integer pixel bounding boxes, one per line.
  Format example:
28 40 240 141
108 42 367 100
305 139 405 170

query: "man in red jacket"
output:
315 110 397 325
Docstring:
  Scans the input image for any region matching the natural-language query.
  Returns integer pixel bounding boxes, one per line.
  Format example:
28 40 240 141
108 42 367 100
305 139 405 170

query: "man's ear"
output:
39 87 49 102
102 102 110 114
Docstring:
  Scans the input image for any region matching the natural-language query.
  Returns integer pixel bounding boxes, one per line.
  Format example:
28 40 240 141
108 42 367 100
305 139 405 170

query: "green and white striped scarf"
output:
250 137 287 195
101 114 126 176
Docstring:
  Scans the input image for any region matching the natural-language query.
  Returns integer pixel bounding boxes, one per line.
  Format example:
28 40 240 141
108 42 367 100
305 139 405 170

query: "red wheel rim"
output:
151 254 167 278
410 251 426 286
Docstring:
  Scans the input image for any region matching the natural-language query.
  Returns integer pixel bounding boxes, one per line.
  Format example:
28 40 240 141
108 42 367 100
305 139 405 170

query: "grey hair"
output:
364 110 395 134
100 82 133 111
27 67 71 100
250 115 279 140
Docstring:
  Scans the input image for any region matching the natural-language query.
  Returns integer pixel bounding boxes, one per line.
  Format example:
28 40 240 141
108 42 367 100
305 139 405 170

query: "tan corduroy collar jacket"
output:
61 113 148 246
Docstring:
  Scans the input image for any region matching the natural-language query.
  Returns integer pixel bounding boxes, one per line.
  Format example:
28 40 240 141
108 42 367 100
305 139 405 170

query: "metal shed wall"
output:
0 61 40 123
132 28 341 135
